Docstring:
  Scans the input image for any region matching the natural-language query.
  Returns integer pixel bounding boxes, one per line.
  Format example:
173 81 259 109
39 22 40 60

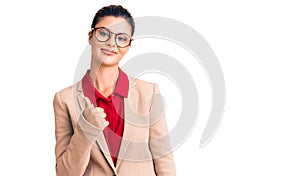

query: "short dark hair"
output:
91 5 135 36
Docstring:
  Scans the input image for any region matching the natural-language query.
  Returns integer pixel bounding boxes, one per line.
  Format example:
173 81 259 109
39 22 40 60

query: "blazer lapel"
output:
116 77 137 170
74 81 118 175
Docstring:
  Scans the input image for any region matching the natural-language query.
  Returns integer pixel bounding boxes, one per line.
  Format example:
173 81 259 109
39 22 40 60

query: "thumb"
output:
80 93 94 110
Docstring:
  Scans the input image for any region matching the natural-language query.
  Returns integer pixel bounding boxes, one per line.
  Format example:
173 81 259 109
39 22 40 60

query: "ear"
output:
88 31 92 44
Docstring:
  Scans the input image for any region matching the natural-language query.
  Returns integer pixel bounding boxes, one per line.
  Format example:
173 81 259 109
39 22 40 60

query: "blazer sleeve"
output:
149 84 176 176
53 91 102 176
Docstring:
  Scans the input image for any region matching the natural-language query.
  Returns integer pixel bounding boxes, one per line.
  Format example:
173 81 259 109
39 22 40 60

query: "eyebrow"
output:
93 26 131 36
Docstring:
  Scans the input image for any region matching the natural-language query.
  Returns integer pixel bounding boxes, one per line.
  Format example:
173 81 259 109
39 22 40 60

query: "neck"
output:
89 63 119 97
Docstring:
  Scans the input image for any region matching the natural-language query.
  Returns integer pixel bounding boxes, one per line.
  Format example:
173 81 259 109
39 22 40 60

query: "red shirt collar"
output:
82 68 129 105
113 68 129 98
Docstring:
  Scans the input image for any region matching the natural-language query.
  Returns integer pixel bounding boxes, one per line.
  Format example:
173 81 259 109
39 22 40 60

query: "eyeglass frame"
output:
91 26 133 48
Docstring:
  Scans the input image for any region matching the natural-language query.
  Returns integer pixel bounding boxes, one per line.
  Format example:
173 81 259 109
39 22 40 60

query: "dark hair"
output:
91 5 135 36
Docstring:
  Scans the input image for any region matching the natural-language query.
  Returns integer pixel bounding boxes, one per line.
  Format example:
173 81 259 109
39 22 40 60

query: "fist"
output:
81 94 109 130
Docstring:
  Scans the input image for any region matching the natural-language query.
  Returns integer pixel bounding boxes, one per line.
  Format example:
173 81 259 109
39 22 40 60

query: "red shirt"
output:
82 68 129 165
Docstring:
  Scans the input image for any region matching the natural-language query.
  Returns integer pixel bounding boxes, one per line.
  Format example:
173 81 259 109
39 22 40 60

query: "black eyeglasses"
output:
91 27 132 48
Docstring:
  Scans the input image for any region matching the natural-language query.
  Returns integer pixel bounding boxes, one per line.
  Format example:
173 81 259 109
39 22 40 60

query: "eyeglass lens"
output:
95 28 131 47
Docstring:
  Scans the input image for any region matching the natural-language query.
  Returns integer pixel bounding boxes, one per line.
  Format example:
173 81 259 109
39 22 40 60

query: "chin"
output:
92 53 122 67
99 59 117 66
101 57 121 65
102 60 120 66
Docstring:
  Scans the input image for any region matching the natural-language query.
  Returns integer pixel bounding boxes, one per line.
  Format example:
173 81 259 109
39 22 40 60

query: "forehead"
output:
95 16 131 34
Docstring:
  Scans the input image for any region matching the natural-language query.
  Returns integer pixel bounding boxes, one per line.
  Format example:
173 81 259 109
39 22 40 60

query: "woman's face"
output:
89 16 132 68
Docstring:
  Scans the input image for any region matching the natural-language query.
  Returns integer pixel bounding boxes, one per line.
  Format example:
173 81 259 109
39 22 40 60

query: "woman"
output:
53 5 176 176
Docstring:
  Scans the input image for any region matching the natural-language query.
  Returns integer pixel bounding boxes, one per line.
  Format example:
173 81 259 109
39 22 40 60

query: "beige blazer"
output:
53 77 176 176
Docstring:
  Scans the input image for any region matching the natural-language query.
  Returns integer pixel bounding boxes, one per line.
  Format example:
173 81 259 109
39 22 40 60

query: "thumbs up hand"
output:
81 94 109 130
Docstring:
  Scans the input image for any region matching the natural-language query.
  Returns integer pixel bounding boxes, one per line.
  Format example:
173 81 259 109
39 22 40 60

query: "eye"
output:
98 30 109 37
118 37 127 42
98 28 109 37
117 35 129 42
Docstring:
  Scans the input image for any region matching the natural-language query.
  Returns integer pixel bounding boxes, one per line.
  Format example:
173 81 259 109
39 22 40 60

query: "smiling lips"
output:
101 48 117 56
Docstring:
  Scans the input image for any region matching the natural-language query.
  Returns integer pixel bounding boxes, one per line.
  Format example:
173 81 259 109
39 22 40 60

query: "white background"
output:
0 0 299 175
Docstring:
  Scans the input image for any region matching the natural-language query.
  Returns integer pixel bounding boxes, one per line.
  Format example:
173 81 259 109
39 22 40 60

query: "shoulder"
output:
54 82 80 104
128 76 160 96
129 76 156 88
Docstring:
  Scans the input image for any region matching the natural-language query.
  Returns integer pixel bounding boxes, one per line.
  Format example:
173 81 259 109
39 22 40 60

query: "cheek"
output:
118 47 129 56
91 38 101 46
91 41 103 53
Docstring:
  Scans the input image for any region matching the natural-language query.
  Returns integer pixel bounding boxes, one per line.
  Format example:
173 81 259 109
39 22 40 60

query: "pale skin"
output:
83 16 132 129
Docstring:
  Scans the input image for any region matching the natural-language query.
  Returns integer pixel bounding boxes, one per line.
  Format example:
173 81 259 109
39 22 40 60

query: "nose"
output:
106 33 117 48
